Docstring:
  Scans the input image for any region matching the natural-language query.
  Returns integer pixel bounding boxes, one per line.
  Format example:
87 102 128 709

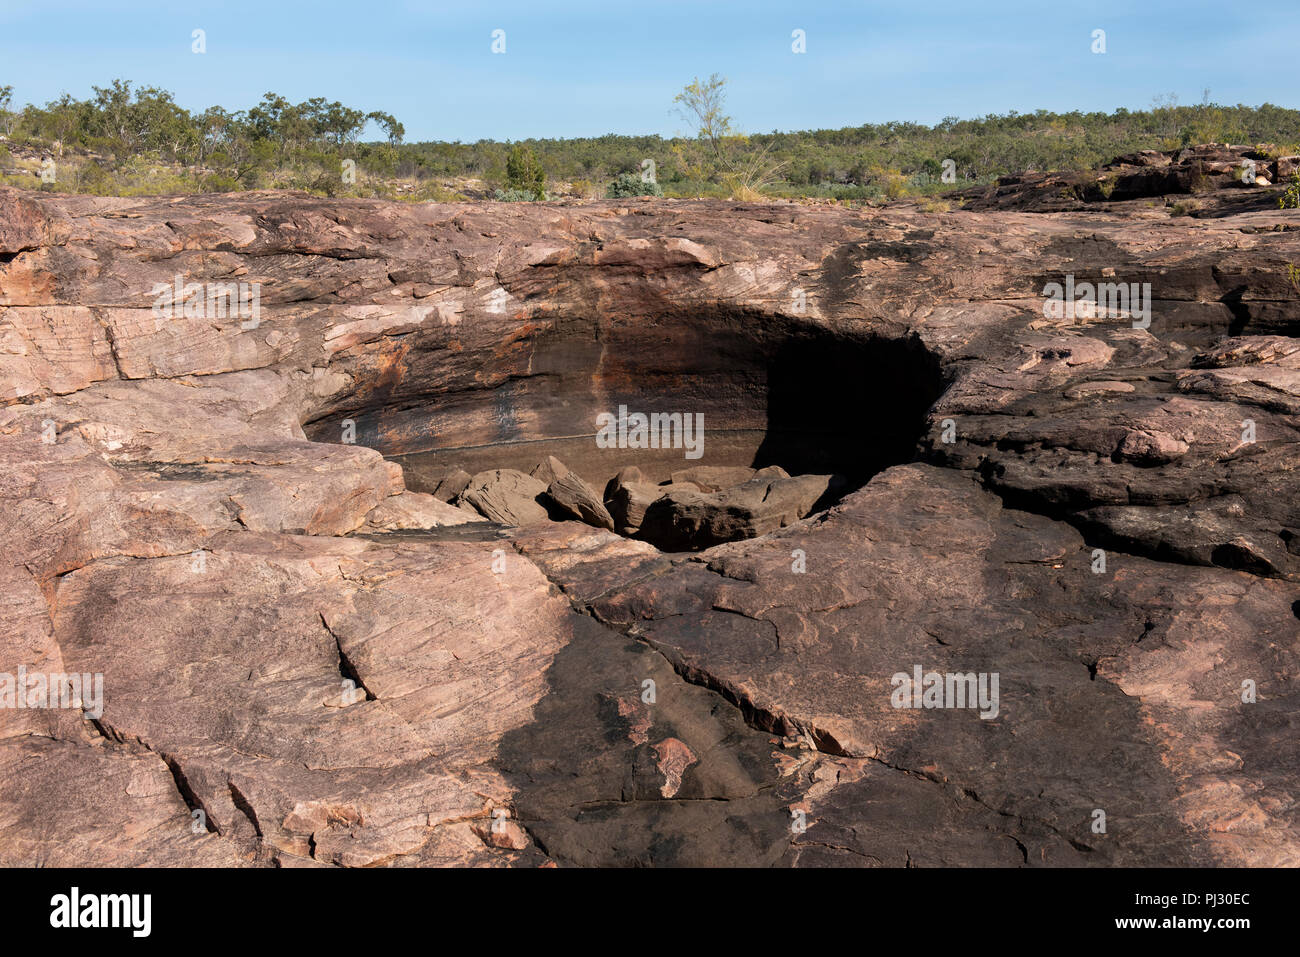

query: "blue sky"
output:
1 0 1295 142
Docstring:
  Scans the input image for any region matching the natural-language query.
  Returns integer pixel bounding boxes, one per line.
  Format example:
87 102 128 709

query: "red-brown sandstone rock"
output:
0 162 1296 867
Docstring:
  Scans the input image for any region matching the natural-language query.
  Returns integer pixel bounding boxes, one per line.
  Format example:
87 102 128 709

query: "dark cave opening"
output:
304 320 946 551
754 330 945 486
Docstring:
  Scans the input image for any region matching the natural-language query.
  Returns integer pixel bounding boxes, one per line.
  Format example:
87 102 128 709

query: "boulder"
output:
639 473 833 550
545 471 616 531
669 465 756 491
363 491 485 531
459 469 549 526
603 465 644 502
604 466 649 532
430 468 472 502
607 471 699 535
530 455 571 486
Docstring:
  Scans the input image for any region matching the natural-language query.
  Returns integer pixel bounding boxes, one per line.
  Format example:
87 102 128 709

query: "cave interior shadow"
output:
752 331 945 503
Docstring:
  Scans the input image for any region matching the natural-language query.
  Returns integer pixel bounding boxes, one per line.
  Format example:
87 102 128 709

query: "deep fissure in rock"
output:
306 317 944 551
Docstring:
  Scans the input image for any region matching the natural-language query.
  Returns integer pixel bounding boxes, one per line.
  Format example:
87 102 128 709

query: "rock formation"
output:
0 143 1297 866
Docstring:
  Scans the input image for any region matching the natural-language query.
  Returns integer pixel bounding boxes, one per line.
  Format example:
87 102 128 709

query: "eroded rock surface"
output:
0 167 1297 867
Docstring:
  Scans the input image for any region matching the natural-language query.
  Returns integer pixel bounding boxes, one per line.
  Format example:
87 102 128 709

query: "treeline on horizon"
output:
1 80 1298 200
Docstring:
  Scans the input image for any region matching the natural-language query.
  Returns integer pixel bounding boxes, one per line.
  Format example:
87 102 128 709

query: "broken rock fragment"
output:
430 468 472 503
639 473 834 550
459 469 550 525
545 471 616 531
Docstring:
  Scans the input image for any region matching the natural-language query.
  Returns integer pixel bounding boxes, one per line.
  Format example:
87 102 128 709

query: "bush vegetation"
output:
1281 172 1300 209
1 79 1297 203
605 172 663 198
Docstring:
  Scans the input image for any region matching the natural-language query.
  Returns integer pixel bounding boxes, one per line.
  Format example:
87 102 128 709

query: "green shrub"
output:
605 172 663 198
201 173 242 193
1280 172 1300 210
74 161 114 194
493 187 544 202
505 145 546 199
409 181 465 203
